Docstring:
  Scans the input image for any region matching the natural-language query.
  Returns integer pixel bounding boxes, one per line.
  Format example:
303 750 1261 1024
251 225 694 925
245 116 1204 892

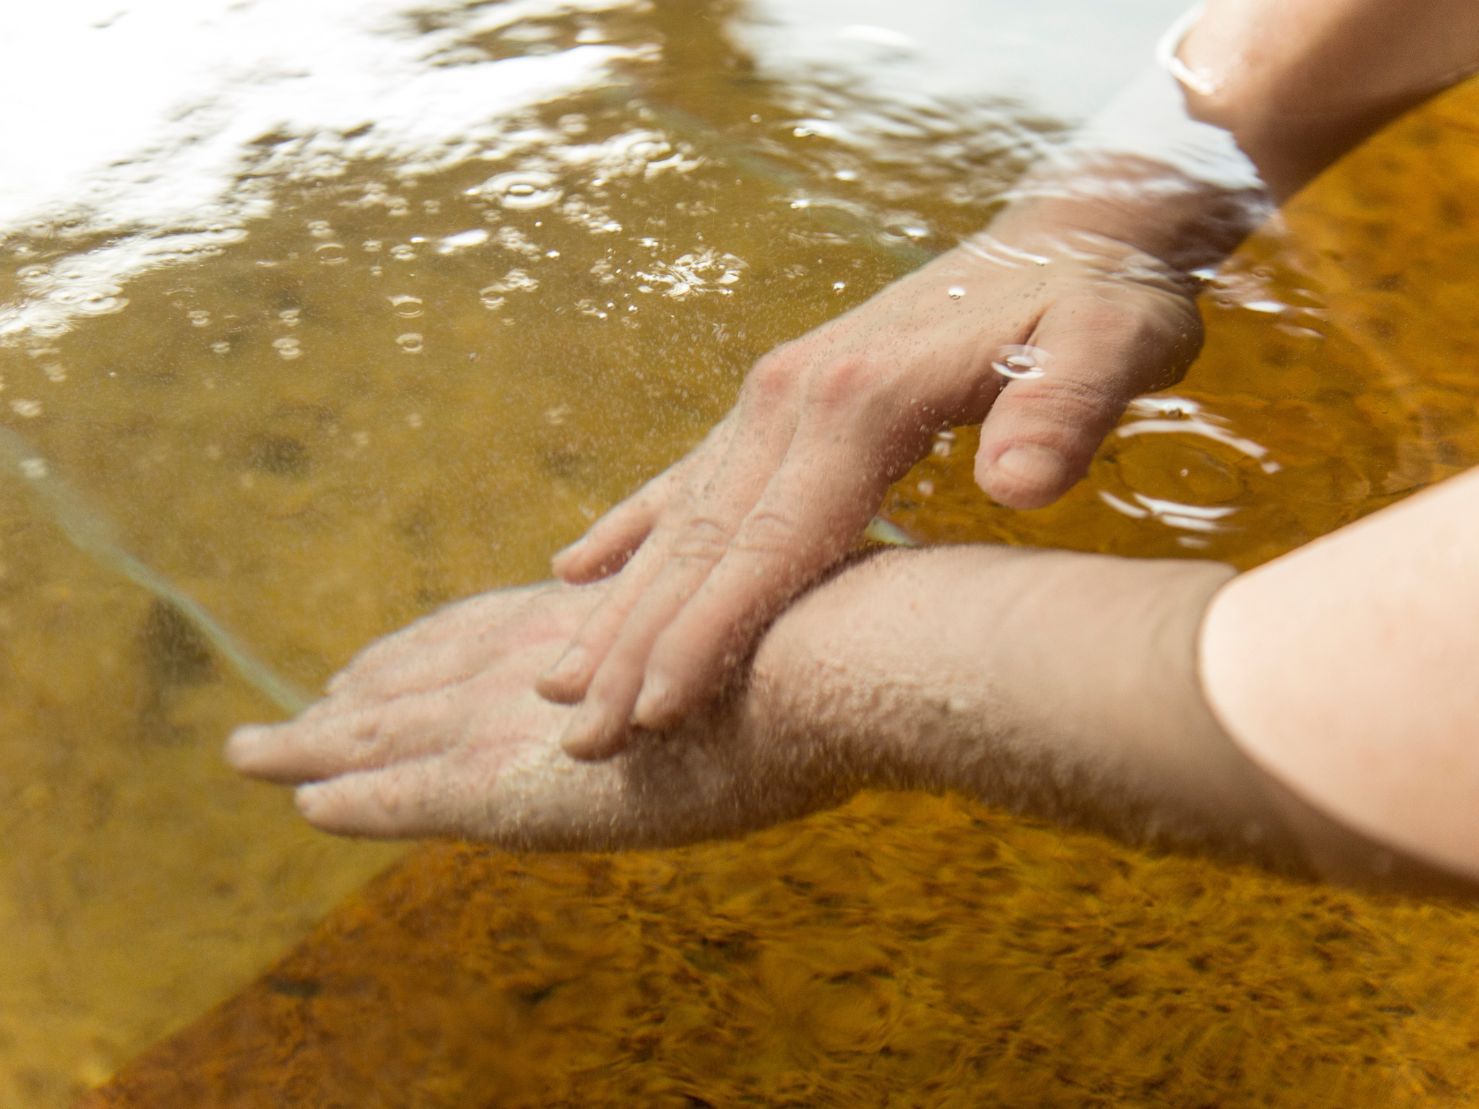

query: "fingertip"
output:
536 646 592 704
549 540 587 582
559 703 629 761
975 443 1077 509
631 673 677 731
225 724 272 771
294 782 327 821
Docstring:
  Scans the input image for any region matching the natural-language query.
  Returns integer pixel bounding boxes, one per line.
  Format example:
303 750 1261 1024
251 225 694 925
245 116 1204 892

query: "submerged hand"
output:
540 213 1204 758
224 581 849 847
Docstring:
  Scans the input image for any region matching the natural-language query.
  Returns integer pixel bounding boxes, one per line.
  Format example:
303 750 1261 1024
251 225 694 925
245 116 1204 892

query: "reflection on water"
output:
3 0 1479 1101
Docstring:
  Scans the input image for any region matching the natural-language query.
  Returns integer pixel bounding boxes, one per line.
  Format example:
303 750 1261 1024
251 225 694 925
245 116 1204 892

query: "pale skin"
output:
537 0 1479 759
227 471 1479 892
229 1 1479 891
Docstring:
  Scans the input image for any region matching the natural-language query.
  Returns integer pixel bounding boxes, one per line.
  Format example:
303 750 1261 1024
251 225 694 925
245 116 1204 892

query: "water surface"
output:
4 0 1479 1102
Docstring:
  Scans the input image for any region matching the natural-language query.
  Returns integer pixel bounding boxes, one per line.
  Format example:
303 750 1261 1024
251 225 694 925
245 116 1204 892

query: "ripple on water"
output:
1098 395 1280 548
470 170 563 210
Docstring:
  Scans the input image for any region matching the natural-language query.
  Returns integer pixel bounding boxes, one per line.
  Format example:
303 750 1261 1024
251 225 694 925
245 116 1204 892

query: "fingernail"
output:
295 784 325 819
632 675 673 728
560 701 608 757
540 647 587 688
991 445 1067 496
551 537 586 567
225 726 266 764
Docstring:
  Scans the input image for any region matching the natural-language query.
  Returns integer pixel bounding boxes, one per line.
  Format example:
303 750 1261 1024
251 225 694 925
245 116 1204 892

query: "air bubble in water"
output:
471 171 562 210
991 344 1049 380
388 295 424 318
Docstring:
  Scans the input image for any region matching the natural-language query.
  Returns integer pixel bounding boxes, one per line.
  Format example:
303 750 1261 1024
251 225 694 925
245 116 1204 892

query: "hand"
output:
224 581 851 847
539 209 1205 758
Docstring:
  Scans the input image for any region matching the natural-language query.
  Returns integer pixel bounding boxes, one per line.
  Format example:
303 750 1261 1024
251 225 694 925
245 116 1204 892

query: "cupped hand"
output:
224 581 849 847
541 213 1205 758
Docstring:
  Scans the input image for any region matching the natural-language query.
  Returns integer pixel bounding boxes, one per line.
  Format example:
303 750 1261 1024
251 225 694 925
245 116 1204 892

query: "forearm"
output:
1200 466 1479 887
989 0 1479 270
747 545 1296 864
1177 0 1479 197
748 536 1479 895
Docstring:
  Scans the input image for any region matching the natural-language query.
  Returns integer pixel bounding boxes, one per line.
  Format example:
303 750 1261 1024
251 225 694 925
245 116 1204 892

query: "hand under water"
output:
225 580 851 847
539 210 1206 758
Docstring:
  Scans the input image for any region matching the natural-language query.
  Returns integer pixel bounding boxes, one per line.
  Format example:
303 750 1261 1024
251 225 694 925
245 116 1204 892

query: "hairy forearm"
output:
746 546 1298 865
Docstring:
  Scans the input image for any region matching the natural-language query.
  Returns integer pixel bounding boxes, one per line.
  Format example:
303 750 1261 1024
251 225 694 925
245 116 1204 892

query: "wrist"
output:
983 168 1262 277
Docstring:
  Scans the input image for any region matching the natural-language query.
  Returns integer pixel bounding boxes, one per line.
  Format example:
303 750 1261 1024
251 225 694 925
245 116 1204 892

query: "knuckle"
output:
732 509 801 556
1010 373 1125 439
806 357 873 410
746 346 802 405
369 775 407 817
668 515 733 563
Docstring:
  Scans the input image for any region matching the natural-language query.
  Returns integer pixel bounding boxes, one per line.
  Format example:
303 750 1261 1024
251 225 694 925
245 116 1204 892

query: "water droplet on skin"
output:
396 333 424 354
947 285 965 301
272 337 302 361
832 281 847 292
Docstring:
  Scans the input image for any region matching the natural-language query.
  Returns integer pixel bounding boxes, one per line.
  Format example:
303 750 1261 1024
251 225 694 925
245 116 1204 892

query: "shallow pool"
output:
4 0 1479 1102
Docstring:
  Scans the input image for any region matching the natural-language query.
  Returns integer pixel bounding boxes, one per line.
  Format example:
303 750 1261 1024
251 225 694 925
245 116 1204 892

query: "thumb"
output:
974 295 1201 509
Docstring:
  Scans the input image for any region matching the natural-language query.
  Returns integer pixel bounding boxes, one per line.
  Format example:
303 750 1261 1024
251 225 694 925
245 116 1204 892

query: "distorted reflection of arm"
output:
535 0 1479 756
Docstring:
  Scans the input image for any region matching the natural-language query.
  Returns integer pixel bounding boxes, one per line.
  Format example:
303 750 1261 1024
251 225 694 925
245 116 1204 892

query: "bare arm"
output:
1178 0 1479 197
538 0 1479 757
1202 467 1479 888
228 478 1479 894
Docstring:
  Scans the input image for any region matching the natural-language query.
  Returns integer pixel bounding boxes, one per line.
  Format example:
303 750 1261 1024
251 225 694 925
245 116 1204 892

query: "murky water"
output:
4 0 1479 1102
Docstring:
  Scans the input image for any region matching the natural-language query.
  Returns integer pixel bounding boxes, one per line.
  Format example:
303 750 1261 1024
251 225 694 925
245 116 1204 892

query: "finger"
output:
556 547 726 757
632 419 899 729
226 694 468 784
974 292 1200 509
552 468 679 583
325 585 547 697
540 393 796 717
295 755 477 839
326 627 501 706
535 536 675 704
551 419 734 583
326 586 574 704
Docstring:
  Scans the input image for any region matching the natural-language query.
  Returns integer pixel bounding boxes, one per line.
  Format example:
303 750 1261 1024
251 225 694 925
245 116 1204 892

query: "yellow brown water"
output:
3 1 1479 1103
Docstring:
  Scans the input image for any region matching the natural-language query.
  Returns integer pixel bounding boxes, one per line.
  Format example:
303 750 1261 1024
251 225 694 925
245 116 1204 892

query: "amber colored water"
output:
3 1 1479 1103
